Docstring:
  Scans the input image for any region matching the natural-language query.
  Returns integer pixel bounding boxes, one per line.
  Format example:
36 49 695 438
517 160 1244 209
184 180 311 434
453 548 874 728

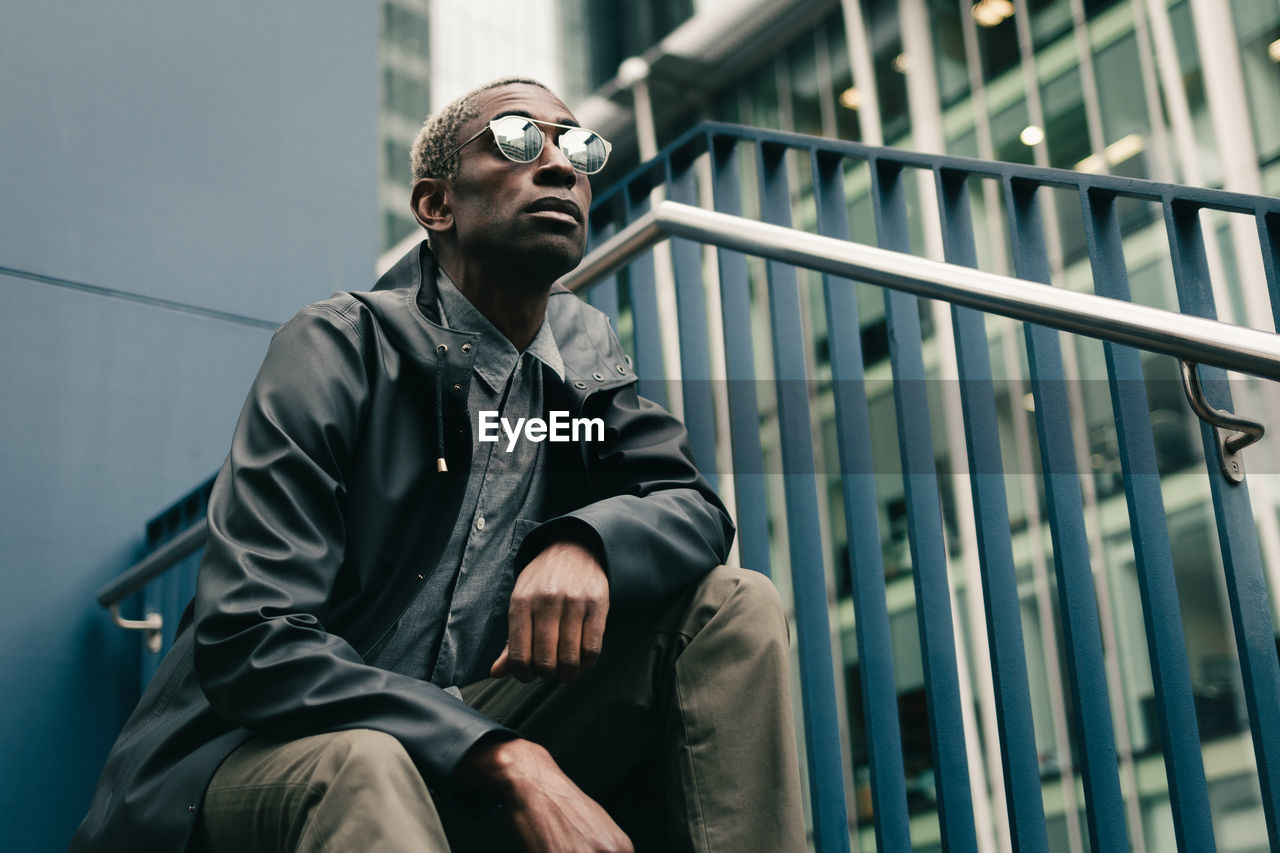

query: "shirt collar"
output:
436 270 565 391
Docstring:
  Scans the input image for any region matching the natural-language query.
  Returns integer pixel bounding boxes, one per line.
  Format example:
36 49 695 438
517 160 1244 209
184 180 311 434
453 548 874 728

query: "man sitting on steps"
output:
71 77 806 853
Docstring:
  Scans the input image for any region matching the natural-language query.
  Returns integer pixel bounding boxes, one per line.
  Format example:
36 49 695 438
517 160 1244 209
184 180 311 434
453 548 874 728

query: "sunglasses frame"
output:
446 115 613 175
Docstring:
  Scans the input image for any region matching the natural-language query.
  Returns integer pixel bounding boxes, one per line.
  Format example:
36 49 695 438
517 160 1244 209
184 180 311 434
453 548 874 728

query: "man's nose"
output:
534 138 578 187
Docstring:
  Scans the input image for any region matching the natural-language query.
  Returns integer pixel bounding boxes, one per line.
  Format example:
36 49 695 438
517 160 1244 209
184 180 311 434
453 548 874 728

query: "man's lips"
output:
526 197 583 223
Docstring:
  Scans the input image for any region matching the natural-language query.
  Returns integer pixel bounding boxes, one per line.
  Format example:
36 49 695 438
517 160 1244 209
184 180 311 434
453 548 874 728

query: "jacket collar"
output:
365 240 636 400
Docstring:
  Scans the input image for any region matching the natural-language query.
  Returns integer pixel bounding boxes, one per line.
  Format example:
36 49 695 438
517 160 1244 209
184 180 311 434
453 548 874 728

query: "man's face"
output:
443 84 593 282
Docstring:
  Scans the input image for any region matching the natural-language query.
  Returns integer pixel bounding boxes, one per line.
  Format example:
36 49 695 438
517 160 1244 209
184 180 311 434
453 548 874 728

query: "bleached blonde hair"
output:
409 76 551 182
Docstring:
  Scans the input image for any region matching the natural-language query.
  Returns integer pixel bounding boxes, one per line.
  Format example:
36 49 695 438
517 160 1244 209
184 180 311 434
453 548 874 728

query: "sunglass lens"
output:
560 129 608 174
491 117 543 163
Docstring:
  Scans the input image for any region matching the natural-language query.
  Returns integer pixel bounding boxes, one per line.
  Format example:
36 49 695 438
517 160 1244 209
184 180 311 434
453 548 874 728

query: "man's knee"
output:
311 729 421 797
693 566 790 648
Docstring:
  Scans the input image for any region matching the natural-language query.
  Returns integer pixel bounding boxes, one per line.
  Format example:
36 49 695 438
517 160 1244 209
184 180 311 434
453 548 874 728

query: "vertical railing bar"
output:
665 153 720 490
585 214 621 328
1002 176 1130 852
708 135 772 578
1166 199 1280 850
1258 211 1280 333
813 149 913 852
756 140 851 853
1084 187 1217 852
869 156 979 853
935 166 1051 852
621 180 669 408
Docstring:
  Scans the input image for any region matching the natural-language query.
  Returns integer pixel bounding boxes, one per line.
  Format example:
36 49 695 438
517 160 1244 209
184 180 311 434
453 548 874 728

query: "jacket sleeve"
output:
192 303 508 795
517 376 736 604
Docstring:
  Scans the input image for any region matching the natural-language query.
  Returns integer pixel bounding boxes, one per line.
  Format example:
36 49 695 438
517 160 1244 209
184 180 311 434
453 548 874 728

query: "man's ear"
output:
411 178 452 235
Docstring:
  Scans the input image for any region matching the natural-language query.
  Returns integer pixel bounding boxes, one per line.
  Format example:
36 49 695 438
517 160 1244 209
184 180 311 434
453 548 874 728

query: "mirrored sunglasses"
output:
449 115 613 175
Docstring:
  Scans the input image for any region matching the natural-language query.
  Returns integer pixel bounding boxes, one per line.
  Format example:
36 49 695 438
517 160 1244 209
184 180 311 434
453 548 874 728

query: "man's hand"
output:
458 738 633 853
491 539 608 682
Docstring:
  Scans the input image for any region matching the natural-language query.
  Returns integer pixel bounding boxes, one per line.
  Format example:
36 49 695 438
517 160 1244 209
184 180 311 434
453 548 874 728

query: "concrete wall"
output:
0 3 377 847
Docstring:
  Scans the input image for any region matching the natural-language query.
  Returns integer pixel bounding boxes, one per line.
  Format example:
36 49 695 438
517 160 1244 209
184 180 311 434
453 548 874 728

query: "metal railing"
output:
576 123 1280 853
101 123 1280 852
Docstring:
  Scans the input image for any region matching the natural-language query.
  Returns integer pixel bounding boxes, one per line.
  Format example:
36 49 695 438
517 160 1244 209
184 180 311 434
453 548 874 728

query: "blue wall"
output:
0 3 378 848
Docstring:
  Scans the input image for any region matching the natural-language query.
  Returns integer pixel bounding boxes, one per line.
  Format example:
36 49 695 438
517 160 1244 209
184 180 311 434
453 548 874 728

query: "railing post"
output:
1167 198 1280 851
1004 176 1131 852
665 143 719 489
1084 187 1216 852
936 167 1050 853
755 140 851 853
1260 211 1280 333
812 149 913 851
708 136 772 578
869 158 979 853
622 183 669 408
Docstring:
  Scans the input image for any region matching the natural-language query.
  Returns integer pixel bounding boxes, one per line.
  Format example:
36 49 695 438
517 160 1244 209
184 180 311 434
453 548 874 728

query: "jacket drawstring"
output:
435 344 448 473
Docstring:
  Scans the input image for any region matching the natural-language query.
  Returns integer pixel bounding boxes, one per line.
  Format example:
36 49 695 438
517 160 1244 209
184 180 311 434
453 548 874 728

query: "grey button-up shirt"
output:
369 271 564 689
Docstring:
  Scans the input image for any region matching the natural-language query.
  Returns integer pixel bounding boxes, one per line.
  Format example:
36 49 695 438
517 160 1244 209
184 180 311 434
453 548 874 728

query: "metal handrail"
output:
101 200 1280 640
564 200 1280 382
97 518 208 608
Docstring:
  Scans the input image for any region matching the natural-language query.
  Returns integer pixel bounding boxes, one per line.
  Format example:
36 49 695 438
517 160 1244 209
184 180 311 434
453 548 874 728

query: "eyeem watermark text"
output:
478 411 604 452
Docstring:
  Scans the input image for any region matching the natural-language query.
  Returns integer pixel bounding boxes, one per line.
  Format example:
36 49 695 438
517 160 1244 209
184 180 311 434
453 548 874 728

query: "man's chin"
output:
521 239 587 285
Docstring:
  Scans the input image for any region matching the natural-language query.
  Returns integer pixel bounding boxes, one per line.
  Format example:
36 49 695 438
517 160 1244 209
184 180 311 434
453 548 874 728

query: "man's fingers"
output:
490 644 510 678
556 599 589 682
530 596 563 680
580 598 608 672
507 595 534 682
507 539 611 683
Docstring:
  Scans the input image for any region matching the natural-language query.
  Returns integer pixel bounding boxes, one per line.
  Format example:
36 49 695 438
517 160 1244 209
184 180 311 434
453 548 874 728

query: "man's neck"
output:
436 259 550 352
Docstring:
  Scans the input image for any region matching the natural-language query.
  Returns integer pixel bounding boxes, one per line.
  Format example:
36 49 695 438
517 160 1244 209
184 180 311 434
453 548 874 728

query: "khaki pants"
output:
192 567 805 852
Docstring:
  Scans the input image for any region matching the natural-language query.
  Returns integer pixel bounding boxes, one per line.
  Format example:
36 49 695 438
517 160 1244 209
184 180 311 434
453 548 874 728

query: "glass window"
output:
788 33 825 137
1040 69 1091 171
1094 34 1149 145
1170 1 1223 184
382 2 429 57
383 137 407 182
1028 0 1072 47
991 100 1035 166
712 94 739 124
1230 0 1280 163
930 2 971 108
950 129 979 158
865 3 910 142
575 0 694 93
1082 0 1124 19
827 18 862 141
383 67 430 125
748 61 782 129
973 6 1021 82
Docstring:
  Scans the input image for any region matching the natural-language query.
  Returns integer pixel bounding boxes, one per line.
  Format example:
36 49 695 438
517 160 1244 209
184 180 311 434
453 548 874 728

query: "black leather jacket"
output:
70 243 734 852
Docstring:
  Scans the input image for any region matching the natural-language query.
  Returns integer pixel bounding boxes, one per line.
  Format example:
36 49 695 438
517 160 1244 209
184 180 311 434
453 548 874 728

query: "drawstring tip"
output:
436 457 448 473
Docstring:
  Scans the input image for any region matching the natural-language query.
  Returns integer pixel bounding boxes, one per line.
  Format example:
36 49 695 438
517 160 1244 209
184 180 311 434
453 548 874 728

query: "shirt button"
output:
475 516 485 531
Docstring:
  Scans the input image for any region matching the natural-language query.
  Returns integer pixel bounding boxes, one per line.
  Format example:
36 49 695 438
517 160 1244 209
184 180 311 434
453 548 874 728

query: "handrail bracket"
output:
1180 360 1265 484
109 604 164 653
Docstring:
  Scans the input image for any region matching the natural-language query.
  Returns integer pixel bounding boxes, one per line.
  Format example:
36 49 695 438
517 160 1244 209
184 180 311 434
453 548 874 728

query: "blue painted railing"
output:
106 123 1280 852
